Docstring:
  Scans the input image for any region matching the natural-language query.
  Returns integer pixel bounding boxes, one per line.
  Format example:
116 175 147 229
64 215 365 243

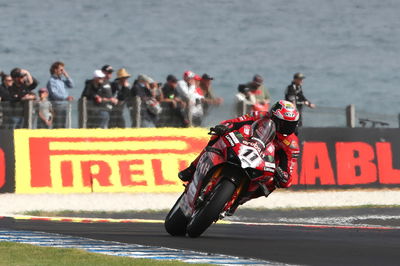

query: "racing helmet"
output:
270 100 300 135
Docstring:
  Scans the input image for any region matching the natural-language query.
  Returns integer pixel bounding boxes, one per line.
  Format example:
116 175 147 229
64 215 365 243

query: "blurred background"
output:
0 0 399 126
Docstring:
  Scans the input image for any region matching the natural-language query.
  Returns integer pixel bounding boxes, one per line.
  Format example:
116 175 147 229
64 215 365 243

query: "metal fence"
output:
241 102 400 128
0 97 192 129
0 99 398 129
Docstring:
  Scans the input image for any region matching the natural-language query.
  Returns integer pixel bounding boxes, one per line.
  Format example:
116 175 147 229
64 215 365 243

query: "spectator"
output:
160 74 187 127
194 74 202 90
81 70 118 128
176 71 203 126
8 68 37 129
197 73 223 114
0 72 13 97
37 88 54 129
235 86 256 116
239 74 271 112
0 72 13 102
176 71 196 103
284 72 316 130
109 68 131 128
0 72 13 128
131 74 160 128
101 64 114 84
46 61 74 128
160 75 180 103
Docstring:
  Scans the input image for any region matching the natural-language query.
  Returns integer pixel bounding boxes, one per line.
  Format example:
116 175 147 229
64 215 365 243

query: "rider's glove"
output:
274 167 289 188
209 124 230 136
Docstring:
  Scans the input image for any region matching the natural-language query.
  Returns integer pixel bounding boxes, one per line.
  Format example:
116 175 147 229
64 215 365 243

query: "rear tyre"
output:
164 193 188 236
187 179 236 238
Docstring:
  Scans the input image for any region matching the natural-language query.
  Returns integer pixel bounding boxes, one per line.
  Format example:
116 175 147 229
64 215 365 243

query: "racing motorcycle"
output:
165 119 277 238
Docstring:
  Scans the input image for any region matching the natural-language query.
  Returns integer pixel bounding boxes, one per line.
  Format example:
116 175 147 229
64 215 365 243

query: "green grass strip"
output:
0 242 208 266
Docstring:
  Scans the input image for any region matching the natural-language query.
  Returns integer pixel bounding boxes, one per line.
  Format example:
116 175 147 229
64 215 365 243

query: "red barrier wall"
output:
295 128 400 188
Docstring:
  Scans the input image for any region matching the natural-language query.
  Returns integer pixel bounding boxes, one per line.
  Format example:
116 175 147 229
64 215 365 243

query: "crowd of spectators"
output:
0 62 314 129
0 63 225 129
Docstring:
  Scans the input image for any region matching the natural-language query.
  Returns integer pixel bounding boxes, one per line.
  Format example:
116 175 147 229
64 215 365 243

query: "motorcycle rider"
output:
178 100 300 201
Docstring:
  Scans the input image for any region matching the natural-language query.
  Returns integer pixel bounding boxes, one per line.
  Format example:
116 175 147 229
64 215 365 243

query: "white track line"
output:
0 229 289 265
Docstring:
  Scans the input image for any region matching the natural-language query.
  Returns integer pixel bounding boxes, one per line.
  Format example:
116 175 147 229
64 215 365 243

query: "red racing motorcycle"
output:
165 119 277 238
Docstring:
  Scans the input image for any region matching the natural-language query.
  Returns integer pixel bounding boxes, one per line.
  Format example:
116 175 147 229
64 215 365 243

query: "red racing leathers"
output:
189 111 300 191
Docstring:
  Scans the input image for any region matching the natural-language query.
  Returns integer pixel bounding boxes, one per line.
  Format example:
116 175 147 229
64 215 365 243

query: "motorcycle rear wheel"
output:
187 179 236 238
164 193 188 236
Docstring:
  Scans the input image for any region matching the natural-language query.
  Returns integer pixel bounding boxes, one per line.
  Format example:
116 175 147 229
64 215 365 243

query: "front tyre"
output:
187 179 236 238
165 193 188 236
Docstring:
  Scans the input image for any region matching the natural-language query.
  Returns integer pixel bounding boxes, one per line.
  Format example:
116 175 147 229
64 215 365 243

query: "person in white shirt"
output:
176 71 204 126
176 70 196 102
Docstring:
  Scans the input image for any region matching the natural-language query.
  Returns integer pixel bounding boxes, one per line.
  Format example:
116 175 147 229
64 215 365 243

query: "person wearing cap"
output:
8 68 38 128
9 68 37 101
159 74 187 127
131 74 160 127
284 72 316 131
176 71 204 126
81 70 118 128
46 61 74 128
109 68 131 128
100 64 114 111
101 65 114 83
176 71 196 103
243 74 271 105
198 73 223 114
194 74 202 91
161 74 179 103
36 88 54 129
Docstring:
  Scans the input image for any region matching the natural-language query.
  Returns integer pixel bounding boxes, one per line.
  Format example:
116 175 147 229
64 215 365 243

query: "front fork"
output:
198 165 248 215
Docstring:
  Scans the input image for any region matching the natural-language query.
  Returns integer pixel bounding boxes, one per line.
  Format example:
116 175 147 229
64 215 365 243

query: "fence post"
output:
398 113 400 128
23 100 34 129
78 97 87 128
131 96 141 128
66 101 72 129
346 104 356 128
187 104 193 127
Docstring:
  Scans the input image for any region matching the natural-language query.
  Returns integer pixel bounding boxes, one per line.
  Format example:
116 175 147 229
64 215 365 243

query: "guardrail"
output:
240 102 400 128
0 97 193 129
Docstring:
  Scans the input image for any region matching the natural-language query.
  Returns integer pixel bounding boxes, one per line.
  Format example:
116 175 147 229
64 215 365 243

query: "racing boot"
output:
178 147 207 182
178 164 196 182
178 135 220 182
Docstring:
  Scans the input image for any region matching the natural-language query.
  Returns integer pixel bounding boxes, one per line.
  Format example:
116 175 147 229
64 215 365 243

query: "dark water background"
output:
1 0 399 124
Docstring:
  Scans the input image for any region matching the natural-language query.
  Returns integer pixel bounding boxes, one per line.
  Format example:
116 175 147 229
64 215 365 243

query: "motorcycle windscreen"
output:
251 118 276 145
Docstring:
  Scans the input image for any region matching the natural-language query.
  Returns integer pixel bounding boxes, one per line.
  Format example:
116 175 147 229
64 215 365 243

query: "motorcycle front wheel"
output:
164 193 188 236
186 179 236 238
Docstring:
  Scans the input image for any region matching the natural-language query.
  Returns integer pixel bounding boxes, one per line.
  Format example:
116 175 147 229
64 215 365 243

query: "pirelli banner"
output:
10 127 400 193
14 129 208 194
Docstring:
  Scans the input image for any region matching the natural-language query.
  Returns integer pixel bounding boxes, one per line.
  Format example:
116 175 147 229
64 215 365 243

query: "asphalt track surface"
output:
1 208 399 266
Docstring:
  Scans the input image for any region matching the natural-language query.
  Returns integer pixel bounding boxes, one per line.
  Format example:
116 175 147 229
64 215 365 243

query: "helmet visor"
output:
275 118 298 135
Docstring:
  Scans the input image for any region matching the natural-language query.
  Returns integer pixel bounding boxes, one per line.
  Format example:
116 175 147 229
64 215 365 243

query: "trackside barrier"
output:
296 128 400 188
14 128 208 194
1 127 400 194
0 130 15 193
